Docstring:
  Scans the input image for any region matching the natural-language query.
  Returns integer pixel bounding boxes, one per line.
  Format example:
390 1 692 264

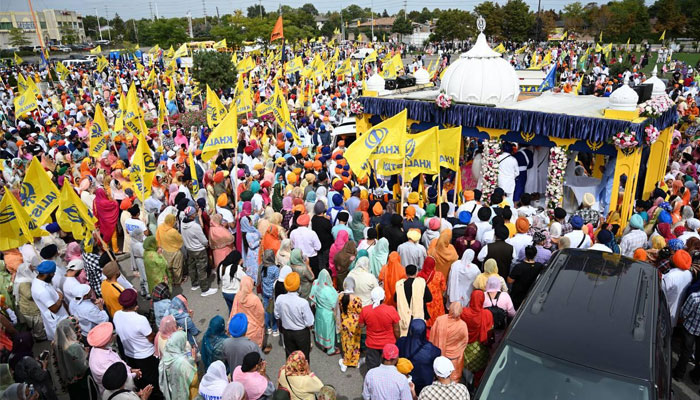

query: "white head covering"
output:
433 356 455 378
371 286 385 308
199 360 229 398
447 249 477 308
278 265 293 282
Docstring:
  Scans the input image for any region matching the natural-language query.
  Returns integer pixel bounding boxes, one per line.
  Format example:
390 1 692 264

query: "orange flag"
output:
271 16 284 41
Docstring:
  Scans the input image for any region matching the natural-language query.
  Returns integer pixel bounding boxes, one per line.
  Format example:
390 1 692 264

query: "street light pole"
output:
95 8 103 40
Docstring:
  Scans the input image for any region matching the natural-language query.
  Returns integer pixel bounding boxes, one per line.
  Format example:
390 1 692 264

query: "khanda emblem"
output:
63 205 83 223
405 139 416 159
17 96 25 106
0 205 16 224
365 128 388 149
20 183 36 206
91 122 102 136
144 153 156 173
586 140 603 151
521 132 535 142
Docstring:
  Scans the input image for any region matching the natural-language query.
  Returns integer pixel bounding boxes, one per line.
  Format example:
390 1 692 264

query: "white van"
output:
351 48 375 60
330 117 357 147
61 59 91 68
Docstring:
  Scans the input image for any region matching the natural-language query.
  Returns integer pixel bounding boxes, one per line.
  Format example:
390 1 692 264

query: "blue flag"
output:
538 64 557 92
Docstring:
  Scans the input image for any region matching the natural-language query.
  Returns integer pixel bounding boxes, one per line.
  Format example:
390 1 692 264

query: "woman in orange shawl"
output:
672 201 683 224
259 224 282 263
209 214 234 269
378 252 406 308
418 256 446 330
430 302 469 382
229 276 267 351
427 230 458 278
358 199 370 226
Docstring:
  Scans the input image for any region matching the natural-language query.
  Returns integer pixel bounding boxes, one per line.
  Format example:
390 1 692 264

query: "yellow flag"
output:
438 127 462 171
165 59 177 77
286 56 303 74
96 56 109 72
391 53 404 73
13 88 38 117
206 85 227 128
90 45 102 54
21 157 59 226
380 57 397 79
25 77 40 97
0 191 42 251
129 137 156 201
158 93 167 129
187 149 200 194
213 39 227 49
595 43 603 53
494 43 506 53
237 56 255 75
336 58 352 77
14 53 23 65
561 31 568 40
235 81 253 115
136 62 145 74
55 62 70 80
362 50 377 66
165 46 174 58
149 44 160 54
114 94 126 132
145 69 157 88
515 45 528 55
183 67 190 84
660 30 666 41
267 81 301 144
201 107 238 162
377 126 438 178
603 43 612 56
90 104 109 156
599 31 603 42
574 75 583 96
16 73 28 94
173 43 188 58
345 109 407 178
56 182 96 239
167 78 176 101
124 83 145 138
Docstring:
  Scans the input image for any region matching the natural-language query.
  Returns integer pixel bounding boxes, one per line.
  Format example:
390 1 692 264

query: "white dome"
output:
643 65 667 98
414 68 430 85
439 33 520 105
608 77 639 111
366 73 385 92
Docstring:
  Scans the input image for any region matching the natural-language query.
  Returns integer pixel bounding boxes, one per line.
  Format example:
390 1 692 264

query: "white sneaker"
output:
191 286 200 291
201 288 218 297
359 357 365 367
339 358 347 373
267 328 273 334
272 330 279 337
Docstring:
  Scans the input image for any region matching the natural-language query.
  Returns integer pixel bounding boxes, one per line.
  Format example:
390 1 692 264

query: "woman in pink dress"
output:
209 214 235 270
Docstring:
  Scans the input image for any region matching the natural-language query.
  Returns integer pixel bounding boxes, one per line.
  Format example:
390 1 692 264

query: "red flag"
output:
271 16 284 41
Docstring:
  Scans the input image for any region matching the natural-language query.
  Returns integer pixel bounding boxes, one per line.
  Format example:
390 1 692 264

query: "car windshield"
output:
479 343 650 400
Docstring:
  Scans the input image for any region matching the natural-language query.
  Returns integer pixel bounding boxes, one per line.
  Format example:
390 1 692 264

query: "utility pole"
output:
95 8 103 40
133 19 139 43
339 0 344 41
105 6 111 40
259 0 263 19
371 0 374 42
155 2 160 19
535 0 542 43
216 6 220 22
187 11 194 38
149 3 154 20
202 0 207 22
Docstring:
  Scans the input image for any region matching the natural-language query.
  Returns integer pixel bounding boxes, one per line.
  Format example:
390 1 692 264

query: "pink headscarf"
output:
168 184 179 205
65 242 82 262
154 315 178 358
328 230 349 278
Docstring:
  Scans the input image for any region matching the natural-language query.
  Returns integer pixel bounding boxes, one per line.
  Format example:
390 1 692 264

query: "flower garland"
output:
644 125 660 145
612 129 639 149
480 138 500 203
546 146 567 216
637 94 673 118
349 100 364 116
436 92 452 109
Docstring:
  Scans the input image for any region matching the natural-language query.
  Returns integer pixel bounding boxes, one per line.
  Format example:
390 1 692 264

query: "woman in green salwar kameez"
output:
144 236 168 291
309 269 339 354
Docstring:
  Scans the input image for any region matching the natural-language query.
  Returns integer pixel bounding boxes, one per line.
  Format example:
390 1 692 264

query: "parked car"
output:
19 46 33 52
32 46 42 53
475 249 672 400
95 39 111 45
350 48 375 60
330 117 356 148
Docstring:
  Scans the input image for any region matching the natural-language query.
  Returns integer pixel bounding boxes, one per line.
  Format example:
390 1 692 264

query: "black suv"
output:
475 249 672 400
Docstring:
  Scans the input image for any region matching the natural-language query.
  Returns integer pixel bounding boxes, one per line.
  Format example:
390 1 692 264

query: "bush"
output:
609 61 632 79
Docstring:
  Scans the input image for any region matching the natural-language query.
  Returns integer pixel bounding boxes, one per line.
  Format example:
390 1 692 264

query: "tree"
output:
59 25 78 44
300 4 319 16
382 9 389 18
501 0 534 42
8 28 30 47
392 10 413 40
319 12 342 38
342 5 370 22
688 9 700 41
653 0 685 37
562 2 585 33
142 18 188 47
192 50 237 92
536 10 557 40
247 5 266 18
111 14 126 39
430 9 472 43
608 0 650 42
473 1 503 38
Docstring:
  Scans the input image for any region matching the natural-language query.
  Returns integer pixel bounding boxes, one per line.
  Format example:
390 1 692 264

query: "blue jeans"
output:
262 296 277 331
223 292 235 315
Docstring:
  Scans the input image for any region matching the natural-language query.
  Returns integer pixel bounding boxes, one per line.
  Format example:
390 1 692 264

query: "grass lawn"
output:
628 52 700 77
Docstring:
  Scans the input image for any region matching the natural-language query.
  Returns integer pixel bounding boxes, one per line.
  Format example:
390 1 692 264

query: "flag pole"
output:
400 156 407 216
437 172 442 219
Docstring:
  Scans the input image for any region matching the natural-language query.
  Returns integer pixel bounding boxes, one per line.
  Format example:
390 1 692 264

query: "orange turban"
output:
217 194 228 207
515 217 530 234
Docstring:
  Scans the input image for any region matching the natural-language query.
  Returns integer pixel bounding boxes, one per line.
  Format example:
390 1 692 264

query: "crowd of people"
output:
0 34 700 400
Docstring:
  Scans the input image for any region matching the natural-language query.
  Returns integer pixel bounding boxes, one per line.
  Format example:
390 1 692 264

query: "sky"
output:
4 0 586 21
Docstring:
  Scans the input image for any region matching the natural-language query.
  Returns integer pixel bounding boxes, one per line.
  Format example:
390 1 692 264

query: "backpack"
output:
485 292 507 330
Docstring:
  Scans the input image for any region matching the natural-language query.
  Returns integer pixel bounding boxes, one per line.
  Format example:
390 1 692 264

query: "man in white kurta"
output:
497 143 520 204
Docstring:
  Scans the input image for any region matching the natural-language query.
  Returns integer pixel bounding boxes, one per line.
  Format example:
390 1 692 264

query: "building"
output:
0 9 86 48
